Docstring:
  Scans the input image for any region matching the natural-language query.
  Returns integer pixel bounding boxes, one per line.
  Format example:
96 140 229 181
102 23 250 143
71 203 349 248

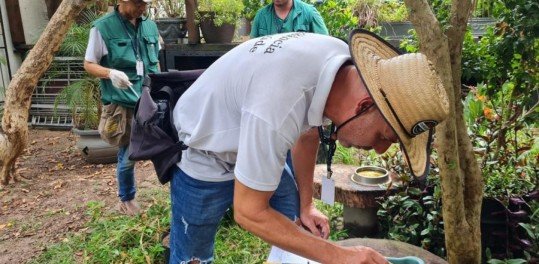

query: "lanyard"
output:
318 124 336 179
115 10 141 60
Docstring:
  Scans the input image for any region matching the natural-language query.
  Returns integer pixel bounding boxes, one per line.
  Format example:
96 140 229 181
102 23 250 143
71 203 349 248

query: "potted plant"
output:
54 74 118 164
150 0 188 44
375 0 412 43
52 11 118 164
197 0 244 43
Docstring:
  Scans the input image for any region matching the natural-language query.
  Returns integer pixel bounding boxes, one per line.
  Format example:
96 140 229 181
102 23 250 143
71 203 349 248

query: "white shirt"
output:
85 27 161 63
173 32 351 191
85 28 109 63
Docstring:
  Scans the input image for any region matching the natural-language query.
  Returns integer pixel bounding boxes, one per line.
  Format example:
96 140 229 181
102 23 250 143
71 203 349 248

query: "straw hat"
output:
349 29 449 178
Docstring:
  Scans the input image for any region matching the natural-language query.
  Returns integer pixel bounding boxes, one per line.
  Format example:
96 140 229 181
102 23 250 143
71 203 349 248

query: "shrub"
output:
309 0 359 40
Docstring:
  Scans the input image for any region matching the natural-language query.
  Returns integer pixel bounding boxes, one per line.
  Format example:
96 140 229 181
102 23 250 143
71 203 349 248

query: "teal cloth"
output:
387 256 425 264
250 0 328 38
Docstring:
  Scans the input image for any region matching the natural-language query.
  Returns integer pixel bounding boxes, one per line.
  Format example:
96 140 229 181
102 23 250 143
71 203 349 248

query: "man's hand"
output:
109 69 133 89
342 246 389 264
300 204 330 239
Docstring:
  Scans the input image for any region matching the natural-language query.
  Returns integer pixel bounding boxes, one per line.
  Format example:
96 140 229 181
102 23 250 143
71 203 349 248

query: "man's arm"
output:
233 180 388 263
84 60 111 79
310 8 329 35
292 128 329 238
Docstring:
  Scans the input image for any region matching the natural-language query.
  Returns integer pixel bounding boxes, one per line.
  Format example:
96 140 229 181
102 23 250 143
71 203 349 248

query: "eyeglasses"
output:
333 103 375 136
317 103 375 179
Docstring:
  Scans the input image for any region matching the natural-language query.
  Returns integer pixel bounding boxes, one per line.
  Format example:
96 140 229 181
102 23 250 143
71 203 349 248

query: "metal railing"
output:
30 56 85 129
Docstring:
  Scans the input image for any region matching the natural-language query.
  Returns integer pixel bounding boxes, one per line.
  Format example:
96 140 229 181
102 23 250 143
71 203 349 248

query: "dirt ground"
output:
0 128 163 264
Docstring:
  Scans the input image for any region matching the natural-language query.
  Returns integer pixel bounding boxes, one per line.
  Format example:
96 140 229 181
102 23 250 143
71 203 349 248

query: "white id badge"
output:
321 176 335 205
136 60 143 76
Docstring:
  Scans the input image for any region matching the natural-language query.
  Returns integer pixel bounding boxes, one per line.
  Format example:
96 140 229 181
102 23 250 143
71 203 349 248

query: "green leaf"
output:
487 259 506 264
506 259 527 264
408 187 422 196
518 223 536 239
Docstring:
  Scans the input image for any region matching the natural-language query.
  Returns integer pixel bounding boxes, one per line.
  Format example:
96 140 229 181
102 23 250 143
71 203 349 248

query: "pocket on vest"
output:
109 38 138 68
143 36 159 64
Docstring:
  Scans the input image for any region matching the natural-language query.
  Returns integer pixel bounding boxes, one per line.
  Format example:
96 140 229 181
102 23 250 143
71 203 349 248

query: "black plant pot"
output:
481 198 509 260
156 18 188 44
199 12 236 44
481 196 537 262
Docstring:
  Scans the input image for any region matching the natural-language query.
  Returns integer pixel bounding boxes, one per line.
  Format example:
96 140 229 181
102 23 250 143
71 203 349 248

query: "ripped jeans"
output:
169 156 299 264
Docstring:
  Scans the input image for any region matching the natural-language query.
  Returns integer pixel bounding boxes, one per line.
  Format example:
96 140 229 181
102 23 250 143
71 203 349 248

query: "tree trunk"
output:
403 0 483 263
0 0 95 185
94 0 110 13
185 0 200 44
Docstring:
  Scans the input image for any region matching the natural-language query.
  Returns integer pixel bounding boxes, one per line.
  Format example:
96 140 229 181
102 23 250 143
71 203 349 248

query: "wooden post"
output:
5 0 25 45
185 0 200 44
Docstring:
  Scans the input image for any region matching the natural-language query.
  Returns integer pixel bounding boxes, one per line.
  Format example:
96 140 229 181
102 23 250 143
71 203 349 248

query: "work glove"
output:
109 69 133 89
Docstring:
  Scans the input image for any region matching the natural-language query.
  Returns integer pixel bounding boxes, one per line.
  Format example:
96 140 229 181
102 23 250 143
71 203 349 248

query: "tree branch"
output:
0 0 95 184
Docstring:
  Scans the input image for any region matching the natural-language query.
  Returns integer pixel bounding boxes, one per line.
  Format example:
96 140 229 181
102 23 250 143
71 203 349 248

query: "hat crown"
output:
349 29 450 177
376 53 449 137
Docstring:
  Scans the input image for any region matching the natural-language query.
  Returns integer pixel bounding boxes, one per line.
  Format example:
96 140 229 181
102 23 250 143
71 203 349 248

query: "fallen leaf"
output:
53 181 65 190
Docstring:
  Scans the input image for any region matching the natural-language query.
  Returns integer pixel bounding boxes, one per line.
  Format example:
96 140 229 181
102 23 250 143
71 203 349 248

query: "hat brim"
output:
348 29 432 178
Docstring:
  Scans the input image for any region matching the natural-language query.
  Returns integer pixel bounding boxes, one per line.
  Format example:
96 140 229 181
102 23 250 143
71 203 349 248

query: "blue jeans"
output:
169 158 299 264
116 145 136 202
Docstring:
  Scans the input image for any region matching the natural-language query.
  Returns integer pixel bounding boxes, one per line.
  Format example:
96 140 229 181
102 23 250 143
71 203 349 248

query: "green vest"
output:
250 0 328 38
93 10 160 108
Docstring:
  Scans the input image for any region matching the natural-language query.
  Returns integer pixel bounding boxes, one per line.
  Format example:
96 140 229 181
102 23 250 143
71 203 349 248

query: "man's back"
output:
173 33 350 190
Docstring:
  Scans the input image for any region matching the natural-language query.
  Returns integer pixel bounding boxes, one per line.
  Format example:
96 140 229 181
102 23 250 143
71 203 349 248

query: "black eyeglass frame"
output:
318 103 375 179
333 103 375 136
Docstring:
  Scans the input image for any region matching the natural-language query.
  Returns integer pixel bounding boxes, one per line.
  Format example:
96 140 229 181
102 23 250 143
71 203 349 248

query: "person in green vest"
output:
84 0 160 216
250 0 328 38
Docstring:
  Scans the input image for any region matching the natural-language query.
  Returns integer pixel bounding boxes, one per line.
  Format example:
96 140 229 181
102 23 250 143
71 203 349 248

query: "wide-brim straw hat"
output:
349 29 449 178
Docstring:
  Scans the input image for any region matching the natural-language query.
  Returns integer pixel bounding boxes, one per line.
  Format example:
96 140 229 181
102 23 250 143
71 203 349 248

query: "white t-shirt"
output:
173 32 351 191
85 28 109 63
84 27 161 63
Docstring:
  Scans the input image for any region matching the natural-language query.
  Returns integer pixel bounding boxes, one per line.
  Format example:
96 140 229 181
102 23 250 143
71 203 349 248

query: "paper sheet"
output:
266 246 320 264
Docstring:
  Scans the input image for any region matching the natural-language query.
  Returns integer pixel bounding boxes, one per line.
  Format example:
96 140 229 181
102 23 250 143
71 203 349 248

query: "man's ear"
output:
355 97 374 113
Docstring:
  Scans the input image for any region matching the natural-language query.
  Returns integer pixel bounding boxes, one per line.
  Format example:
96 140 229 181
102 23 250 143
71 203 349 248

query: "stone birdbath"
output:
313 164 396 237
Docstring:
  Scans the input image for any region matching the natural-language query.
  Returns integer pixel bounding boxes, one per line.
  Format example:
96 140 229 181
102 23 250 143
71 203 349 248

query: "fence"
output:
30 56 85 129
